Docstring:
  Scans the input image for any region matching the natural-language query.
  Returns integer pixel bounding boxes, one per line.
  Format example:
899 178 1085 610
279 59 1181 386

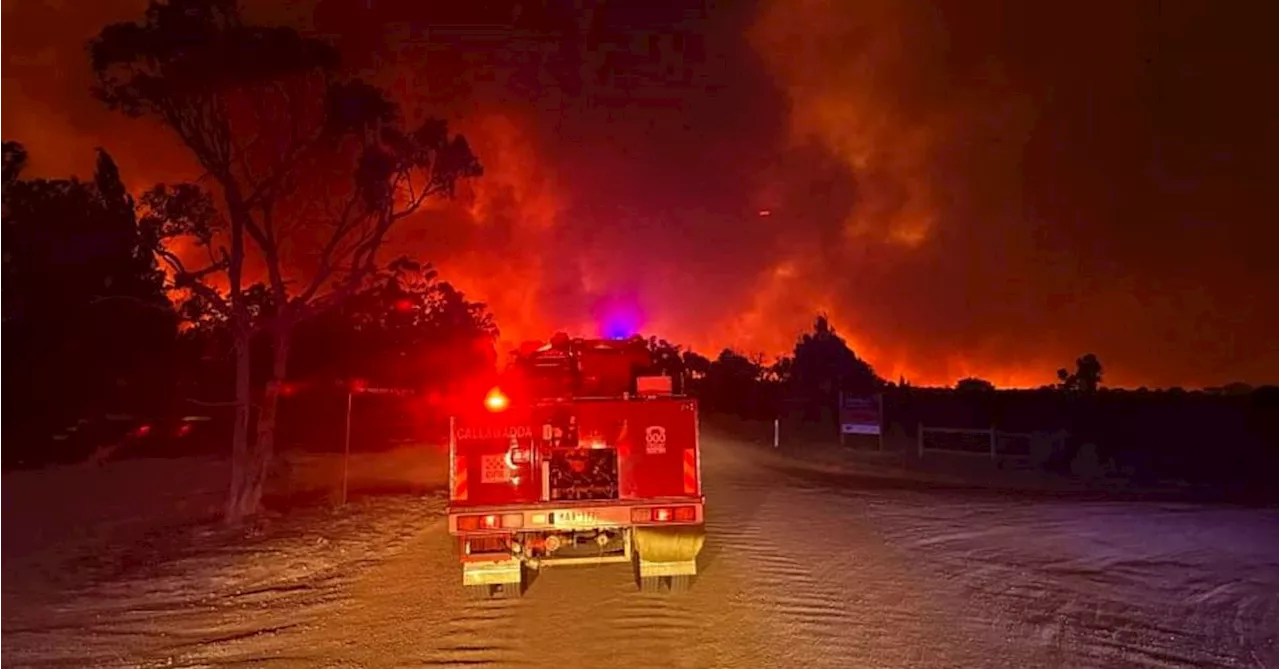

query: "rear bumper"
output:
447 497 704 535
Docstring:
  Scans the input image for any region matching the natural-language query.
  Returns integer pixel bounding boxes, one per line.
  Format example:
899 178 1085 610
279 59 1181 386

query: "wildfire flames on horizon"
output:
3 0 1273 389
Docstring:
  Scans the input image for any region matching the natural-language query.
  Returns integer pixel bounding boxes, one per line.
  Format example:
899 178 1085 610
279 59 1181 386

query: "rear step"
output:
462 558 524 599
458 525 706 597
467 582 523 599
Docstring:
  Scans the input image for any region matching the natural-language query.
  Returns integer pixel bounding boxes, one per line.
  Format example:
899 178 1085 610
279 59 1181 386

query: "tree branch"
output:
156 246 230 316
88 294 174 316
292 187 367 309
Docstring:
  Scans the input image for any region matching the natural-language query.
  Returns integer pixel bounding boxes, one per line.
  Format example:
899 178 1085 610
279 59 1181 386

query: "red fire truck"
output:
447 335 706 597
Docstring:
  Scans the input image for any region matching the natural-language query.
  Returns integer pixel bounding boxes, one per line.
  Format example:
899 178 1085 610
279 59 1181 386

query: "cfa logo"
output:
644 425 667 455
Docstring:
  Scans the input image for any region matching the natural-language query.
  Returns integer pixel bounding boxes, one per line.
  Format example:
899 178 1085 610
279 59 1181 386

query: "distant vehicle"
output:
50 413 215 465
446 334 706 598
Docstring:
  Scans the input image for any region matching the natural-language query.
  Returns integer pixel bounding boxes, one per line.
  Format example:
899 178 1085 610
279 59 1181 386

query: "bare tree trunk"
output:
225 326 253 524
238 327 291 517
223 194 253 525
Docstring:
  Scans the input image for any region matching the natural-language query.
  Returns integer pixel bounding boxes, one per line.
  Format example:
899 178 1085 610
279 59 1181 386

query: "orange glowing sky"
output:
3 0 1275 389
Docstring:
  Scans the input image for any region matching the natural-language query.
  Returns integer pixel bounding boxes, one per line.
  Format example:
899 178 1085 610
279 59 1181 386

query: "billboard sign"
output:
838 393 882 436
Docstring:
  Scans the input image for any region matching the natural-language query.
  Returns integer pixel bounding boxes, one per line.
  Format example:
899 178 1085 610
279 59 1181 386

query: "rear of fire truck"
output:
446 335 706 598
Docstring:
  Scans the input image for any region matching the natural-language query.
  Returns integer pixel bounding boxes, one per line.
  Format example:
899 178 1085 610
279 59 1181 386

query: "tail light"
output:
630 505 698 524
457 513 524 531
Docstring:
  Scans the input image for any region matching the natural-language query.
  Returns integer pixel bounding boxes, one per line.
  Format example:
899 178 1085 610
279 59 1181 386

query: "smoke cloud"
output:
4 0 1273 387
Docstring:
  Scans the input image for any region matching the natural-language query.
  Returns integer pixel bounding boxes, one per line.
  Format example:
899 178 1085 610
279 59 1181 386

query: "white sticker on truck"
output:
645 425 667 455
481 454 511 483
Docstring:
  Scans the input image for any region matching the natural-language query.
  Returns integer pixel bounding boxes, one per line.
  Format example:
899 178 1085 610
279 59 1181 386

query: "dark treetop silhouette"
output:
89 0 480 521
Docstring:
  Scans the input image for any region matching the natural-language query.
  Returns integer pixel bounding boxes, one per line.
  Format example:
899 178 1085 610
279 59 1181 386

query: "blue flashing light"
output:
603 323 632 340
597 300 644 340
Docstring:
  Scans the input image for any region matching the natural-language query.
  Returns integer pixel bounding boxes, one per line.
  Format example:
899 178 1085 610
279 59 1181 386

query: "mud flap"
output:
462 558 523 598
636 557 698 578
633 525 705 591
632 525 706 563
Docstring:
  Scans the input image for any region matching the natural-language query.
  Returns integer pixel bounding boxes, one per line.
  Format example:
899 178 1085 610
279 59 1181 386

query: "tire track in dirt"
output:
711 442 1051 669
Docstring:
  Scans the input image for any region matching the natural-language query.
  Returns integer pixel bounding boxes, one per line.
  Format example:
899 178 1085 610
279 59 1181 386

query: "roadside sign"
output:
341 384 416 506
359 387 416 396
838 393 882 437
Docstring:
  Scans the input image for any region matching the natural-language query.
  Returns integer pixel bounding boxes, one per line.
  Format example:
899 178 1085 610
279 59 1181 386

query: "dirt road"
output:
5 432 1276 668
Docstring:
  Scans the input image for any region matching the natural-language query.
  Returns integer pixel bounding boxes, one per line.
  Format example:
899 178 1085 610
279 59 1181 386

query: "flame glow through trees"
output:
3 0 1273 389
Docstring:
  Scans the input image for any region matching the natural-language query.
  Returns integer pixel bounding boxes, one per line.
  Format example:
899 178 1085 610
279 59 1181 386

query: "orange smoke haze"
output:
4 0 1274 389
426 112 575 344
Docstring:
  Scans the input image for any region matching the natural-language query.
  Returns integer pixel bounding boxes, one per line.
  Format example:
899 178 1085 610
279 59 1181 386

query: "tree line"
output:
8 127 1260 511
11 0 1261 521
638 315 880 420
2 141 496 442
3 0 482 522
4 0 878 523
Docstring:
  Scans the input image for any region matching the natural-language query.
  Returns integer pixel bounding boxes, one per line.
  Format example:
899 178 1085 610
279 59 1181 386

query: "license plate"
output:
555 510 600 528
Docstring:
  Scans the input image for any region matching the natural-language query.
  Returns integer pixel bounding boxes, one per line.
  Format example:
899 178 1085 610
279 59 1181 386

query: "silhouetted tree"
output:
699 349 769 417
2 144 177 457
91 0 481 521
711 350 764 383
3 141 27 189
1 141 22 327
789 315 881 418
681 350 711 381
956 377 996 393
1057 353 1104 394
1214 382 1255 396
767 356 794 384
640 337 686 391
138 183 267 404
290 257 498 389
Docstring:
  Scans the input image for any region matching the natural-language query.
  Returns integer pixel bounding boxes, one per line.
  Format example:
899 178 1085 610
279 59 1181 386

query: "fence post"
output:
341 390 353 506
989 425 997 461
838 391 845 446
917 422 924 459
876 392 884 452
448 415 456 499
